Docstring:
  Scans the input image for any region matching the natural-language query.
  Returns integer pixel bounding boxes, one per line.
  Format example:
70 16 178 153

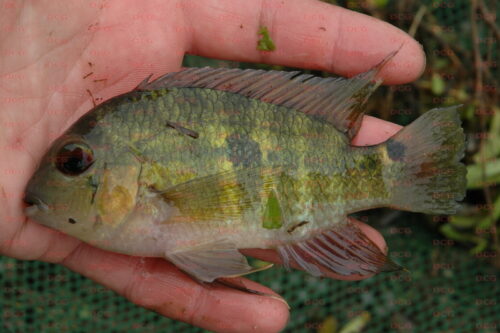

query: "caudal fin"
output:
385 106 466 214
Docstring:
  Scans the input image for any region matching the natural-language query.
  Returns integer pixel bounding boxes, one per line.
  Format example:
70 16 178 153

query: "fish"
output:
24 52 466 283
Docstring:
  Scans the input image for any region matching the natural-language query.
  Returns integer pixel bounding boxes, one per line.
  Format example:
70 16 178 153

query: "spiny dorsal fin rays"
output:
134 73 154 90
137 50 400 140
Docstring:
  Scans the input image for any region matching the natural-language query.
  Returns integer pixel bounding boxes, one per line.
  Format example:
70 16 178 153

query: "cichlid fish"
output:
24 53 466 282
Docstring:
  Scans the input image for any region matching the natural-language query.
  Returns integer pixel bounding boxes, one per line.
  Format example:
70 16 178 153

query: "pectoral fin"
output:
166 240 272 282
159 166 284 222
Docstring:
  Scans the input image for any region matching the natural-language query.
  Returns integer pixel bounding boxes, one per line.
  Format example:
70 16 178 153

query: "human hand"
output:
0 0 424 332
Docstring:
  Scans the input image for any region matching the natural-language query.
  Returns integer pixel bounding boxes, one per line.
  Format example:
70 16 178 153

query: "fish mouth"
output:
23 193 49 216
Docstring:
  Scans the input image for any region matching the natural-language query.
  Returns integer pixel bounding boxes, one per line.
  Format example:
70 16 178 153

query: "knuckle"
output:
123 260 156 308
182 284 207 325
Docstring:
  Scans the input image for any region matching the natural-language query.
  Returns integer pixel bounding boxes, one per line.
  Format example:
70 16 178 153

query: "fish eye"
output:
55 142 94 176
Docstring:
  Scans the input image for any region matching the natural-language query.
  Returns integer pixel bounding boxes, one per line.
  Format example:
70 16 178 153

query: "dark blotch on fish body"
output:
386 139 406 161
226 133 262 168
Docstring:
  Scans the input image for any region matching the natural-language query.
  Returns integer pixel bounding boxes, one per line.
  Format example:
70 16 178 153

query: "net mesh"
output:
1 0 499 332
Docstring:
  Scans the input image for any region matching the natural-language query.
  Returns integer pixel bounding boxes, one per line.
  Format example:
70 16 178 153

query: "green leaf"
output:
476 195 500 229
492 195 500 220
449 215 479 228
257 26 276 52
455 88 469 102
318 315 339 333
464 104 475 121
367 0 389 8
339 311 371 333
466 159 500 189
431 73 446 95
439 224 488 254
470 240 489 254
476 215 495 229
251 259 273 269
434 57 449 70
473 108 500 163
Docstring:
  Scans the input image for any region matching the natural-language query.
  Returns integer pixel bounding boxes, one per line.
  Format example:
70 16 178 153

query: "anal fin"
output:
166 240 271 282
277 219 402 277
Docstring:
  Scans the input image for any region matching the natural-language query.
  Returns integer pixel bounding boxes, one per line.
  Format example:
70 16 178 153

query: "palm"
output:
1 0 184 254
0 1 424 332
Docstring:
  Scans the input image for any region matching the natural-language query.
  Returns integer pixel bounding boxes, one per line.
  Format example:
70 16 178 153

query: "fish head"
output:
23 132 108 238
24 128 142 242
24 100 146 244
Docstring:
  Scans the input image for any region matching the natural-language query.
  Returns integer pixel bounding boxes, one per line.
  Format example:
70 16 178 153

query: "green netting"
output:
1 214 499 332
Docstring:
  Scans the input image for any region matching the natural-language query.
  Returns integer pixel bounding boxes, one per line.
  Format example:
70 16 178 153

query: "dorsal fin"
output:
134 73 153 90
140 50 399 139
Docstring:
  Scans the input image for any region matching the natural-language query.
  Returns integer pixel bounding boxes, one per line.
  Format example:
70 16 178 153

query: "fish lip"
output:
24 204 40 217
23 193 49 214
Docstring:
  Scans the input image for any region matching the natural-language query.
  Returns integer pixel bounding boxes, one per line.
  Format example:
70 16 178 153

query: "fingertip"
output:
200 278 290 333
265 299 290 333
331 7 426 84
246 299 290 333
351 115 403 146
350 218 387 254
331 219 388 281
239 280 290 333
377 34 426 84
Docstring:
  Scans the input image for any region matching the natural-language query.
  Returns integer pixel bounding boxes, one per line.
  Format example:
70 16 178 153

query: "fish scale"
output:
87 88 390 245
69 87 369 243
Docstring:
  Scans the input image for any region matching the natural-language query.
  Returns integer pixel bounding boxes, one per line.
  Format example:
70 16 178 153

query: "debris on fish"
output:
24 51 466 282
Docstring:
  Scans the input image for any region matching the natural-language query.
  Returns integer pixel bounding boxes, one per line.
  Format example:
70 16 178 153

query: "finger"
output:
182 0 425 84
8 219 289 331
241 219 387 281
0 218 80 262
56 243 289 333
351 115 403 146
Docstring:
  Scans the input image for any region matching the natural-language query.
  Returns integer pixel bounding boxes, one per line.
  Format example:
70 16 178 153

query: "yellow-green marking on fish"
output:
262 189 283 229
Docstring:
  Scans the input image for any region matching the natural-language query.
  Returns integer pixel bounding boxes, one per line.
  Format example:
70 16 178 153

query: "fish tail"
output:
382 106 466 214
